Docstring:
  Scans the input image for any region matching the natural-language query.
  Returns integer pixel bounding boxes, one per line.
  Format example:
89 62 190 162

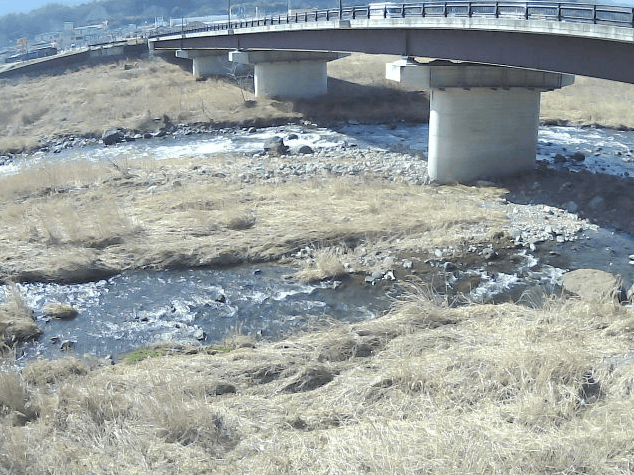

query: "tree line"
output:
0 0 336 48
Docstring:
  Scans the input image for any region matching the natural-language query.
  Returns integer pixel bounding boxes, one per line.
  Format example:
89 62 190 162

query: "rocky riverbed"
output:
1 120 633 361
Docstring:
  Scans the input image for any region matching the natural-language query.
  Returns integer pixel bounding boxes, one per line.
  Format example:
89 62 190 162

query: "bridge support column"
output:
229 50 348 99
386 60 574 183
175 50 231 78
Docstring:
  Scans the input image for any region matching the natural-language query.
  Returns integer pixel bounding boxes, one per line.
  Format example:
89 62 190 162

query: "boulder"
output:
298 145 314 155
588 195 606 211
562 269 623 302
562 201 579 214
264 136 289 156
102 129 124 146
44 303 78 320
482 247 497 260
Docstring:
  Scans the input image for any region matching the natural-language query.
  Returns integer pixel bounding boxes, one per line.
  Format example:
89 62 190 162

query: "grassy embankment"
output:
1 54 634 473
0 54 426 153
2 296 634 473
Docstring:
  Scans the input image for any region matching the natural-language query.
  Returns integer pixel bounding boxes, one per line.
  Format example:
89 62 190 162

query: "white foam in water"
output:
4 123 634 362
469 272 520 303
538 126 634 177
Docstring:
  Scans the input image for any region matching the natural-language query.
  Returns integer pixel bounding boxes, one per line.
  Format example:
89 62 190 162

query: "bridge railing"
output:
149 1 634 39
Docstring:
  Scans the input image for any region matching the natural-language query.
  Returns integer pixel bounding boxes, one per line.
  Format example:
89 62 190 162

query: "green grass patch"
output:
123 348 167 364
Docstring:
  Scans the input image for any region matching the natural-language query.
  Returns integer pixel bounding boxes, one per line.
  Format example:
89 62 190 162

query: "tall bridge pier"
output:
175 49 231 78
387 60 574 183
229 50 348 99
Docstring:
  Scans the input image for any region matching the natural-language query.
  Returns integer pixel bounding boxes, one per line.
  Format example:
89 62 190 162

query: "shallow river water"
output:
3 122 634 363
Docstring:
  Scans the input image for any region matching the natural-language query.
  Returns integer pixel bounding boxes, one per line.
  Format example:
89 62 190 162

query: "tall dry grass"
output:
542 75 634 128
0 54 428 154
0 284 40 347
0 59 297 153
0 155 506 283
0 292 633 474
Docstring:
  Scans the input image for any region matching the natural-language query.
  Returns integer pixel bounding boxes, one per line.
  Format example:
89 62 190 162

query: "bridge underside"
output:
152 28 634 84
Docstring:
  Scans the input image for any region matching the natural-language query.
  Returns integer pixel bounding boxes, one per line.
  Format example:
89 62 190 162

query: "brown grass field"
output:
1 54 634 474
2 296 634 474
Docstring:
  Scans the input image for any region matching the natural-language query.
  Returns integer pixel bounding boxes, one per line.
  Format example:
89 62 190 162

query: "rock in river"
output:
102 129 125 146
562 269 623 302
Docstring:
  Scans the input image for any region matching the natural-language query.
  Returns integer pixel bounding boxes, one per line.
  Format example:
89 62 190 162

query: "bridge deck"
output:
149 1 634 83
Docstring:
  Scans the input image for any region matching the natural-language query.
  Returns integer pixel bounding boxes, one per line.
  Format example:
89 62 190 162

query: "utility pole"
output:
228 0 231 26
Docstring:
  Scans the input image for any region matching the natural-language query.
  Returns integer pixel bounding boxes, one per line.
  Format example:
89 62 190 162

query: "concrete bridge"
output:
149 1 634 183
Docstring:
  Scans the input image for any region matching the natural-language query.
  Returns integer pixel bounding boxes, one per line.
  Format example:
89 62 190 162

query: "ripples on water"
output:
10 266 395 362
3 123 634 362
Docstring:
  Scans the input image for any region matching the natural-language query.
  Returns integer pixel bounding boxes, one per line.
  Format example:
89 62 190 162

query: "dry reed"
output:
0 292 632 474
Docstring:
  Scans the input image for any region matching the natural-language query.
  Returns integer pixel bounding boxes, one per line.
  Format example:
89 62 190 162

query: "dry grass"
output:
0 284 40 346
0 156 505 283
542 75 634 128
0 54 428 154
295 248 348 282
0 59 298 153
1 292 633 473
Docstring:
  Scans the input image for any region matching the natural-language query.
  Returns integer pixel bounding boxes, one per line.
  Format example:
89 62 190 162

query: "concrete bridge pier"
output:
175 50 231 78
229 50 348 99
386 60 574 183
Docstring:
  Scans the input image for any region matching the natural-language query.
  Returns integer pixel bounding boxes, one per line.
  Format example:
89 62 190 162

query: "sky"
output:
2 0 634 18
0 0 87 17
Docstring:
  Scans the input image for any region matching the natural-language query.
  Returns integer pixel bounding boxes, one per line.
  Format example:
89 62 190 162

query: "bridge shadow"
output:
272 77 429 125
495 164 634 236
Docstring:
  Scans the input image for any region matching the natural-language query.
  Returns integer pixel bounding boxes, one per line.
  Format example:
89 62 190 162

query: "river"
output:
3 122 634 363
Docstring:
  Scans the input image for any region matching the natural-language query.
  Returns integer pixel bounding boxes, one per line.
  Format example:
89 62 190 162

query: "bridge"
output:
149 1 634 182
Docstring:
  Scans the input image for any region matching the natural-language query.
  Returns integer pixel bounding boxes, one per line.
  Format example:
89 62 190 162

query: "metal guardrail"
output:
149 1 634 39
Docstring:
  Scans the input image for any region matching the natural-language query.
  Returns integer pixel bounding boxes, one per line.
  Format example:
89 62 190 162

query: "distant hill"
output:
0 0 336 47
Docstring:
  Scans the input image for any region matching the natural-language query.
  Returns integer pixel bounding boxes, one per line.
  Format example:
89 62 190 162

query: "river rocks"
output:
572 151 586 162
44 303 79 320
482 247 497 260
102 129 125 146
298 145 314 155
562 201 579 213
60 340 74 351
562 269 623 302
588 195 606 211
264 136 289 156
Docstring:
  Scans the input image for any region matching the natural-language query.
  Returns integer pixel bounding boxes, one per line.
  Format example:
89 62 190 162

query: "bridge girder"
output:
151 27 634 84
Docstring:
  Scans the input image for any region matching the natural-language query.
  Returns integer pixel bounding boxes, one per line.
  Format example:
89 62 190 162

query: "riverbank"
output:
2 53 634 474
0 54 427 155
4 54 634 156
2 293 634 473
